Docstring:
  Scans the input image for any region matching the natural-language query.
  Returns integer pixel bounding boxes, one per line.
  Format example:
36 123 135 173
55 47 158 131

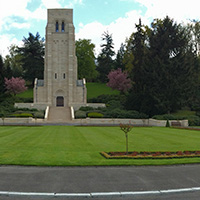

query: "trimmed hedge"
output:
75 105 148 119
153 114 200 126
87 112 104 118
9 113 33 118
79 106 95 112
88 94 121 103
75 110 87 119
152 114 186 120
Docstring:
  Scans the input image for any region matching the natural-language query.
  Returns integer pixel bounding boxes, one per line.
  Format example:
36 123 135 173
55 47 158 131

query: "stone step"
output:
48 107 71 122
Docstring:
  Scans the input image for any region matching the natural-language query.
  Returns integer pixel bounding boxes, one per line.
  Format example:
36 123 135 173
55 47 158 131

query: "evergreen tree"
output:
0 55 6 101
114 43 126 70
131 18 147 92
97 31 115 82
18 32 44 86
126 16 198 116
147 16 196 114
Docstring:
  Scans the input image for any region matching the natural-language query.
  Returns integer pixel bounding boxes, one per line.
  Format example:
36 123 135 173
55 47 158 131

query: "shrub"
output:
79 106 95 112
106 100 123 110
152 114 186 120
75 110 86 119
166 119 170 127
188 115 200 126
88 94 120 103
32 111 45 118
103 108 148 119
15 97 33 103
87 112 104 118
9 113 33 118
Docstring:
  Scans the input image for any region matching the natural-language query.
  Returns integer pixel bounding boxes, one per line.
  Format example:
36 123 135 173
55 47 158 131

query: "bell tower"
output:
34 9 87 108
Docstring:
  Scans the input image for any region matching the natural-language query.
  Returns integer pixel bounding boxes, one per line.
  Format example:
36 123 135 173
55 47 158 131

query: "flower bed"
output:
101 151 200 159
172 127 200 131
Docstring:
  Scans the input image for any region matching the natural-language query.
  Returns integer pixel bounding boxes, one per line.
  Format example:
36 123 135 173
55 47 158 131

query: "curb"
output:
0 187 200 198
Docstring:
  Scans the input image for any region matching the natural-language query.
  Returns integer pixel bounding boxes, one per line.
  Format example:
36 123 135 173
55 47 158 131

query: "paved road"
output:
0 164 199 199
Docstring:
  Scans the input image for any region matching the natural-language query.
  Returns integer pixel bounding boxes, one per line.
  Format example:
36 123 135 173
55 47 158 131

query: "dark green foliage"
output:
87 112 104 118
188 115 200 126
0 103 44 118
114 43 126 70
76 39 98 82
166 119 170 127
18 32 44 85
15 97 33 103
126 16 199 116
75 110 87 119
0 96 15 117
79 106 95 112
153 114 186 120
131 18 146 85
0 55 5 97
88 94 122 103
103 109 148 119
97 31 115 82
32 111 44 119
106 100 124 110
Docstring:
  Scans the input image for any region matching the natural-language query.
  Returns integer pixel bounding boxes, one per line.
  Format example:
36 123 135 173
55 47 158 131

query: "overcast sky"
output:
1 0 200 57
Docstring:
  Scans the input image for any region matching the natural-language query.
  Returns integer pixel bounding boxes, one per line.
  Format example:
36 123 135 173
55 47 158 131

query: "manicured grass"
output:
86 82 119 99
16 88 33 98
16 83 119 100
0 126 200 166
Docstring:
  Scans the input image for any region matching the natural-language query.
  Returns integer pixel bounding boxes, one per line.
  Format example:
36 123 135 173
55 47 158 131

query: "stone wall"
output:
0 117 188 127
15 103 48 110
73 118 188 127
70 103 106 111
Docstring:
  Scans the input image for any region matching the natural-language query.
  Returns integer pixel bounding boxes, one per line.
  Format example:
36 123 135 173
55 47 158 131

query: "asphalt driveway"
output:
0 164 199 199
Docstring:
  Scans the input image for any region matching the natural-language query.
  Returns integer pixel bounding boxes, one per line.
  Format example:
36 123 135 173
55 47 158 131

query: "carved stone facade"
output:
34 9 86 108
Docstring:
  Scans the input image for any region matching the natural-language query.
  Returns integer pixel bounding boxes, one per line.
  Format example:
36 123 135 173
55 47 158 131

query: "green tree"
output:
127 16 199 116
0 55 5 95
97 31 115 82
131 19 147 90
123 36 134 74
120 123 133 155
18 32 44 86
76 39 98 82
114 43 126 70
148 17 198 114
4 45 23 78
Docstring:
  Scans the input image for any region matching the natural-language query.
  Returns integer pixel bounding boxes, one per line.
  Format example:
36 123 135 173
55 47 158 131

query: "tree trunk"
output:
126 134 128 155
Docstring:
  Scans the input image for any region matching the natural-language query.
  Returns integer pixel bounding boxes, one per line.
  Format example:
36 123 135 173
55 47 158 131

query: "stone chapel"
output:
33 9 87 109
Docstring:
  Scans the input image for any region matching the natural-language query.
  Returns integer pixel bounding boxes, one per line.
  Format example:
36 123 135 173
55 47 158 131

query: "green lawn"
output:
0 126 200 166
86 82 119 99
16 83 119 100
16 88 33 98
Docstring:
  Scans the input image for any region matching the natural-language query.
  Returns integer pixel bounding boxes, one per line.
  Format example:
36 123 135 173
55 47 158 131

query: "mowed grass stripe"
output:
0 126 200 166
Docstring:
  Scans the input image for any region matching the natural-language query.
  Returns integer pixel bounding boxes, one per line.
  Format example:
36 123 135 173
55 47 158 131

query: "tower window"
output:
63 73 65 79
56 21 59 32
62 21 65 32
55 73 57 79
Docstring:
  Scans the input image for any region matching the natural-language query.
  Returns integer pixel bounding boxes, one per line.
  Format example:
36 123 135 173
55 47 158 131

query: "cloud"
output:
135 0 200 22
0 34 23 57
76 10 146 55
11 23 31 29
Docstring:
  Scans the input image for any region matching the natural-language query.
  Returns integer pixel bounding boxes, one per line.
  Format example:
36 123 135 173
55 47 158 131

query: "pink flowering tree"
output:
107 68 132 93
5 77 27 96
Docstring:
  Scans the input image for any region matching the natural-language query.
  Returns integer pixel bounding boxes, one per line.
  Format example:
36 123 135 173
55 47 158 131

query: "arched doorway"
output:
56 96 64 107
